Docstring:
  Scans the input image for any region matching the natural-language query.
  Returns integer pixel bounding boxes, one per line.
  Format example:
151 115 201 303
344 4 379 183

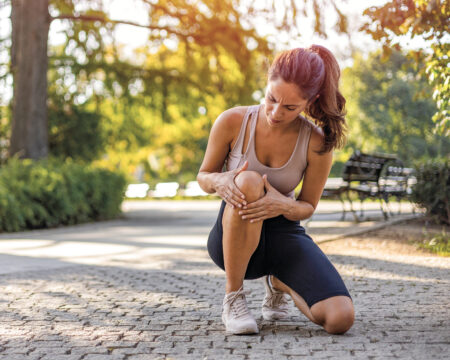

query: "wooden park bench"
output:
322 151 414 222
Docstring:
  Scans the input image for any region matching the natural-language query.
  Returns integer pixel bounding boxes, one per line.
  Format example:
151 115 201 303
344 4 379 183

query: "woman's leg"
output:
222 171 265 294
271 276 354 334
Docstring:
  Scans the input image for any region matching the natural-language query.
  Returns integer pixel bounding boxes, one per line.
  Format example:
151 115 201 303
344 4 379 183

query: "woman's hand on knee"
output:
215 161 249 208
238 175 288 222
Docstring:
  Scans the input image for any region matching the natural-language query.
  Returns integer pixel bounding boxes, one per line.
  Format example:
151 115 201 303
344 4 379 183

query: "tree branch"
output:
52 14 187 37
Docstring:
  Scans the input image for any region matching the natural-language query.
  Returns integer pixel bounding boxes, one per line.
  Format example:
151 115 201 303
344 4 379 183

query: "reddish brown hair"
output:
268 45 347 154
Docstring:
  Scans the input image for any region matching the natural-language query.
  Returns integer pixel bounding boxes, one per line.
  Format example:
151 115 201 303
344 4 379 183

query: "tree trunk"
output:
9 0 50 160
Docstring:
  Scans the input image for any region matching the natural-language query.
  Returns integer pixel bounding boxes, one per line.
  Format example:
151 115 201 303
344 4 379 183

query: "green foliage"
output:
329 160 345 178
47 97 105 162
340 50 448 165
418 229 449 257
426 42 449 134
362 0 450 135
411 159 449 225
0 105 11 165
47 0 273 111
0 157 127 232
0 187 23 232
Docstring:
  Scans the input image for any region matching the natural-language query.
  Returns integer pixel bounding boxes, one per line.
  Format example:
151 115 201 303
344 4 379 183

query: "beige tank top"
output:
225 104 316 198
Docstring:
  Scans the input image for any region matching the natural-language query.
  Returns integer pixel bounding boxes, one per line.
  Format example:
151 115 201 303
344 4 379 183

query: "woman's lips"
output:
269 117 281 124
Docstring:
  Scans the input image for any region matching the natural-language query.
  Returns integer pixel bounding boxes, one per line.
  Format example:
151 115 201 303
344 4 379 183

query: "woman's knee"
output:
234 171 265 202
311 297 354 335
323 302 354 335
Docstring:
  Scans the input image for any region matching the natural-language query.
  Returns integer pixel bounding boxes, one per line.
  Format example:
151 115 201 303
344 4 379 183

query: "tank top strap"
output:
230 106 253 155
249 104 260 133
296 117 314 161
244 104 260 155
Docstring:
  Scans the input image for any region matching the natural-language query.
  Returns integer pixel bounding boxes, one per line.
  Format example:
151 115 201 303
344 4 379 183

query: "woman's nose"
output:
271 104 281 117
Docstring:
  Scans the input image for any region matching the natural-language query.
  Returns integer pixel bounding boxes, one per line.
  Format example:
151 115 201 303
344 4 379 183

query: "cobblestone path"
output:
0 244 449 360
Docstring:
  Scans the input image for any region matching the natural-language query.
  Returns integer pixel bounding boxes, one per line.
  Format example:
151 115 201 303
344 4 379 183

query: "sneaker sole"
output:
262 312 289 321
225 327 259 335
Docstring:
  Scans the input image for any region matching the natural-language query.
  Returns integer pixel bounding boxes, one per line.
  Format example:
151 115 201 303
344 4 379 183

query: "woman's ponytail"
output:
306 45 347 154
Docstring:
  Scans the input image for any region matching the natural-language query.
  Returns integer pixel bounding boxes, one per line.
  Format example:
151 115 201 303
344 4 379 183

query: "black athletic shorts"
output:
207 201 352 308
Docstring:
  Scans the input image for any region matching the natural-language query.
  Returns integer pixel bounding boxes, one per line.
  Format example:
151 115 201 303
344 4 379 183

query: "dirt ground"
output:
319 218 449 257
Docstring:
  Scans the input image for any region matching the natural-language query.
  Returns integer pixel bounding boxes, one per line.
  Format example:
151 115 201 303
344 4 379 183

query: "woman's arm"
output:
197 107 249 208
282 126 333 221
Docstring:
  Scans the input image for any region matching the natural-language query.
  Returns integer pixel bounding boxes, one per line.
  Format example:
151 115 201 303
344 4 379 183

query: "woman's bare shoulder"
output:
300 116 325 153
310 125 325 152
214 106 249 129
211 106 250 143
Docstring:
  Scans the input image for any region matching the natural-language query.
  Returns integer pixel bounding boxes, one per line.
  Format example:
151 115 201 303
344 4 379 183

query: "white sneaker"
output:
261 275 289 321
222 286 259 335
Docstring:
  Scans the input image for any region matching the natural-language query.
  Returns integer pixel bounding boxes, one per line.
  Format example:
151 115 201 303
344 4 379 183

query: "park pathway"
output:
0 200 448 359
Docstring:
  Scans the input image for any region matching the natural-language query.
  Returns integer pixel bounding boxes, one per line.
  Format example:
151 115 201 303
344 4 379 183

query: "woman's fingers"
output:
227 190 245 208
223 192 236 209
241 210 266 221
239 198 265 215
239 206 264 216
233 161 248 200
230 184 246 202
241 198 264 211
262 174 272 190
223 183 247 207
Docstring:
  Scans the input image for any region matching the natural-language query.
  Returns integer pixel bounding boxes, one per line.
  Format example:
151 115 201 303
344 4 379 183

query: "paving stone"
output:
0 356 42 360
29 347 70 356
83 355 125 360
70 346 109 355
40 356 82 360
127 356 164 360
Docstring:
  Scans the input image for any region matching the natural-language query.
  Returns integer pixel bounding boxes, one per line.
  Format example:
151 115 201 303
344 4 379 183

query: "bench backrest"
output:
342 151 398 183
379 163 413 191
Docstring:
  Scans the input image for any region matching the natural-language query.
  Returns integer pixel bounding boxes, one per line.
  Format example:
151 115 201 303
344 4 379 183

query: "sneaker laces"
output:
264 290 288 309
264 277 288 309
224 286 252 319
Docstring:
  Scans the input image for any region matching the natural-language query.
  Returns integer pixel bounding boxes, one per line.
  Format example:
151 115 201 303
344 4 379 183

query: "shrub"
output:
411 159 449 225
48 107 105 162
0 157 127 232
418 229 449 257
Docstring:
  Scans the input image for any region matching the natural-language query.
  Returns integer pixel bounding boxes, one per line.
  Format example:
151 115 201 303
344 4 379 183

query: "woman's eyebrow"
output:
268 92 300 107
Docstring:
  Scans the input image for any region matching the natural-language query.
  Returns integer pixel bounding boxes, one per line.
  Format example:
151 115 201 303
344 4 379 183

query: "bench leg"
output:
346 191 360 222
387 195 397 217
338 193 346 221
359 199 365 219
379 196 389 220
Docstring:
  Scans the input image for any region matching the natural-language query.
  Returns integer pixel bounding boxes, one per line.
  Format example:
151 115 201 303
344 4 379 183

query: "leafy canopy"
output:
362 0 450 135
340 49 448 166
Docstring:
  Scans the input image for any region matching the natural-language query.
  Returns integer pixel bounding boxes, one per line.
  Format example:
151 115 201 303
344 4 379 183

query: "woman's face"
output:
264 77 308 128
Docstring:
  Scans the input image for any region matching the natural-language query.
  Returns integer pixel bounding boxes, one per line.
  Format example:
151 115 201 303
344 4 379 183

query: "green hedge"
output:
0 158 127 232
411 159 449 225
